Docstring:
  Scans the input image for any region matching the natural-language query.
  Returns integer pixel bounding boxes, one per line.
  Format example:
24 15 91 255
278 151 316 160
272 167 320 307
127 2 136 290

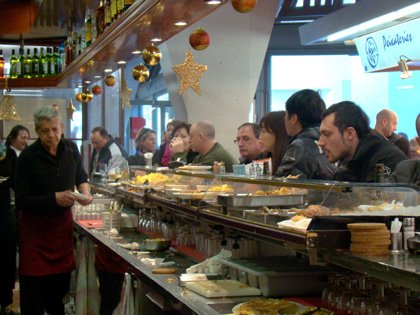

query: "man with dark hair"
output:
235 123 264 164
276 89 336 179
319 101 407 182
90 127 128 177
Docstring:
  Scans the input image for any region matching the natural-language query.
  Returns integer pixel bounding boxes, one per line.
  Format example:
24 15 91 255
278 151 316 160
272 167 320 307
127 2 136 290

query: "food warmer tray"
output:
217 194 305 207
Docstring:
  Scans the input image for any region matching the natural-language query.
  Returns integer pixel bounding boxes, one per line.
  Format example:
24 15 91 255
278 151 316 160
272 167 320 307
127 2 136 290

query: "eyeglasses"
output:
233 137 257 145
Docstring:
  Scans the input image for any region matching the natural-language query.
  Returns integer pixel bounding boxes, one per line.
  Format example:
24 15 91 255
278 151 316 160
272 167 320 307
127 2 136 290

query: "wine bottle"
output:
40 47 47 77
32 48 40 77
111 0 117 22
53 47 61 74
0 50 5 79
105 0 111 27
10 49 18 79
117 0 124 16
17 48 25 78
48 48 56 76
85 9 92 47
96 0 105 36
23 48 32 78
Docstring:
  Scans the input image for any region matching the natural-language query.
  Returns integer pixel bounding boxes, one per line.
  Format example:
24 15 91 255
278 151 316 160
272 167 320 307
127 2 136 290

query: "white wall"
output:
161 0 280 158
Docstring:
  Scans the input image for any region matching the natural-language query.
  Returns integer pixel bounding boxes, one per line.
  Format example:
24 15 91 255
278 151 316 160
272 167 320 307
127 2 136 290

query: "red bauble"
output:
92 85 102 95
231 0 257 13
189 28 210 51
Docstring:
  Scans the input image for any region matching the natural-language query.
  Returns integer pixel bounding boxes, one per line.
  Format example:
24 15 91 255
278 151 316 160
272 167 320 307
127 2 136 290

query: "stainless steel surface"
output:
217 194 305 207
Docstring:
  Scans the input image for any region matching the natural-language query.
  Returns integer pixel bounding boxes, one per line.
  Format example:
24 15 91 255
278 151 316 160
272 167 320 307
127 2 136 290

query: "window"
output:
270 54 419 139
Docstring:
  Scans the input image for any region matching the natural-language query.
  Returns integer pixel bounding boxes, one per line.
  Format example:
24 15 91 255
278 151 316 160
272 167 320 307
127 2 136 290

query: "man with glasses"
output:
235 123 264 164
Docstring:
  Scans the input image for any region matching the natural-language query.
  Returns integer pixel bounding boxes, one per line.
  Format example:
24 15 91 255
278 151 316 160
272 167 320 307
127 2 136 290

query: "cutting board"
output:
185 280 261 298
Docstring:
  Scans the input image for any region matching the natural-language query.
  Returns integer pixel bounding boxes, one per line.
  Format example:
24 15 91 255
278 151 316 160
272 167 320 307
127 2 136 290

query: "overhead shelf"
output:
57 0 225 88
0 0 225 89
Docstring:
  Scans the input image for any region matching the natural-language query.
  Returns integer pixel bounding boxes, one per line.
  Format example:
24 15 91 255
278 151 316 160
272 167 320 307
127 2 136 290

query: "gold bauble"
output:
232 0 257 13
81 90 93 102
142 45 162 66
132 64 150 82
105 75 116 87
75 92 83 102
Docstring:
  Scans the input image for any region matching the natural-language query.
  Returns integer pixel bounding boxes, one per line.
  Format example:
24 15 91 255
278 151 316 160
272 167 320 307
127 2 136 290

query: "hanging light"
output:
398 55 412 79
204 0 224 5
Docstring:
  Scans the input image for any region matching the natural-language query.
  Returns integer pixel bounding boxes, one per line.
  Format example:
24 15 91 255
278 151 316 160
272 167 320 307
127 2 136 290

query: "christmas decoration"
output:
75 92 83 102
81 89 93 102
172 50 207 95
132 64 150 82
105 75 116 87
120 67 132 109
92 85 102 95
189 28 210 51
67 99 76 120
0 78 21 121
232 0 257 13
142 45 162 66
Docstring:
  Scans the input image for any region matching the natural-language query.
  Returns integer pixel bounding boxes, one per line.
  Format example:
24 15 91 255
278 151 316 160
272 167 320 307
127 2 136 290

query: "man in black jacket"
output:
319 101 407 182
276 89 336 179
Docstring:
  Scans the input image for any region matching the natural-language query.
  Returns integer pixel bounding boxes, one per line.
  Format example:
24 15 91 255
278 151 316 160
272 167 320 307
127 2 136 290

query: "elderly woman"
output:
169 122 198 164
128 128 160 166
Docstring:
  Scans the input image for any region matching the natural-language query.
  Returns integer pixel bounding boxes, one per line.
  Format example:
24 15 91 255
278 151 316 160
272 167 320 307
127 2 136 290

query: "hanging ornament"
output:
67 99 76 120
81 88 93 102
92 85 102 95
189 28 210 51
231 0 257 13
132 64 150 82
120 67 132 109
142 45 162 66
172 49 207 95
105 75 116 87
75 92 83 102
0 78 22 122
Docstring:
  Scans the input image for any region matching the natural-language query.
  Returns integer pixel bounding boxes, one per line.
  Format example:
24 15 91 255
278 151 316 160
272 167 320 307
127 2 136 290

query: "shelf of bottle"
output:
56 0 226 88
0 76 60 89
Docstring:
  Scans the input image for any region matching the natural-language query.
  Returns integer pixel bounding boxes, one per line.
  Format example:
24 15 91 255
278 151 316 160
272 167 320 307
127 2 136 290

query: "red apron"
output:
19 209 75 276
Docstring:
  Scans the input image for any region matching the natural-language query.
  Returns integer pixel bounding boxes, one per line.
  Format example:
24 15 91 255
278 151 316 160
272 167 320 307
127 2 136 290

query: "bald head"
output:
375 109 398 139
189 120 216 154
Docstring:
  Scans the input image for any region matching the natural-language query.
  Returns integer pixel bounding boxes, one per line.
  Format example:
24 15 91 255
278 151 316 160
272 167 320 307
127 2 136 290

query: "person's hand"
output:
169 137 184 154
55 190 77 208
77 194 94 206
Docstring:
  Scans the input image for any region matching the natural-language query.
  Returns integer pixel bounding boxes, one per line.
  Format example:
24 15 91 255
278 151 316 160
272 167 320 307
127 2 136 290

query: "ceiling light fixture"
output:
151 38 162 42
132 50 142 55
174 21 187 26
104 69 113 73
204 0 223 5
85 80 91 84
94 75 102 79
117 60 127 65
398 55 412 79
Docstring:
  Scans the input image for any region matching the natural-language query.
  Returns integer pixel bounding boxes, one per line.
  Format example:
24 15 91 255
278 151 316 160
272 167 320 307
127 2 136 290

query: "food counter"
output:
83 168 420 314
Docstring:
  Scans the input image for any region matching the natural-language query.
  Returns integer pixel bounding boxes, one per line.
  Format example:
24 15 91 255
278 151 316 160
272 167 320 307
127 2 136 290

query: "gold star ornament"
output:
120 67 132 109
67 99 76 120
172 50 208 95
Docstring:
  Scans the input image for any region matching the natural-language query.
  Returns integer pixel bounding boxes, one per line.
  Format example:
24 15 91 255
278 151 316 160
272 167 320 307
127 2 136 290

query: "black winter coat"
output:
335 132 408 182
386 160 420 187
276 127 336 180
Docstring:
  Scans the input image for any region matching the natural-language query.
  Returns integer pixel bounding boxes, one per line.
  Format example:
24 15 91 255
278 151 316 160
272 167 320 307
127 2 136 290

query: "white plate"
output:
178 165 212 171
71 191 90 201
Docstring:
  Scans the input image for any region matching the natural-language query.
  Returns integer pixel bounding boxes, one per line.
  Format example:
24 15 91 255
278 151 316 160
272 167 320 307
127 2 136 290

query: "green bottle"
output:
86 11 92 47
40 47 47 77
47 48 55 76
10 49 18 79
17 48 25 78
53 47 60 74
23 48 32 78
32 48 40 77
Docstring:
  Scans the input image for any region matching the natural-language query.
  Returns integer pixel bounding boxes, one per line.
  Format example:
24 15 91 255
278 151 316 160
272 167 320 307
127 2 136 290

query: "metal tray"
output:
217 194 305 207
